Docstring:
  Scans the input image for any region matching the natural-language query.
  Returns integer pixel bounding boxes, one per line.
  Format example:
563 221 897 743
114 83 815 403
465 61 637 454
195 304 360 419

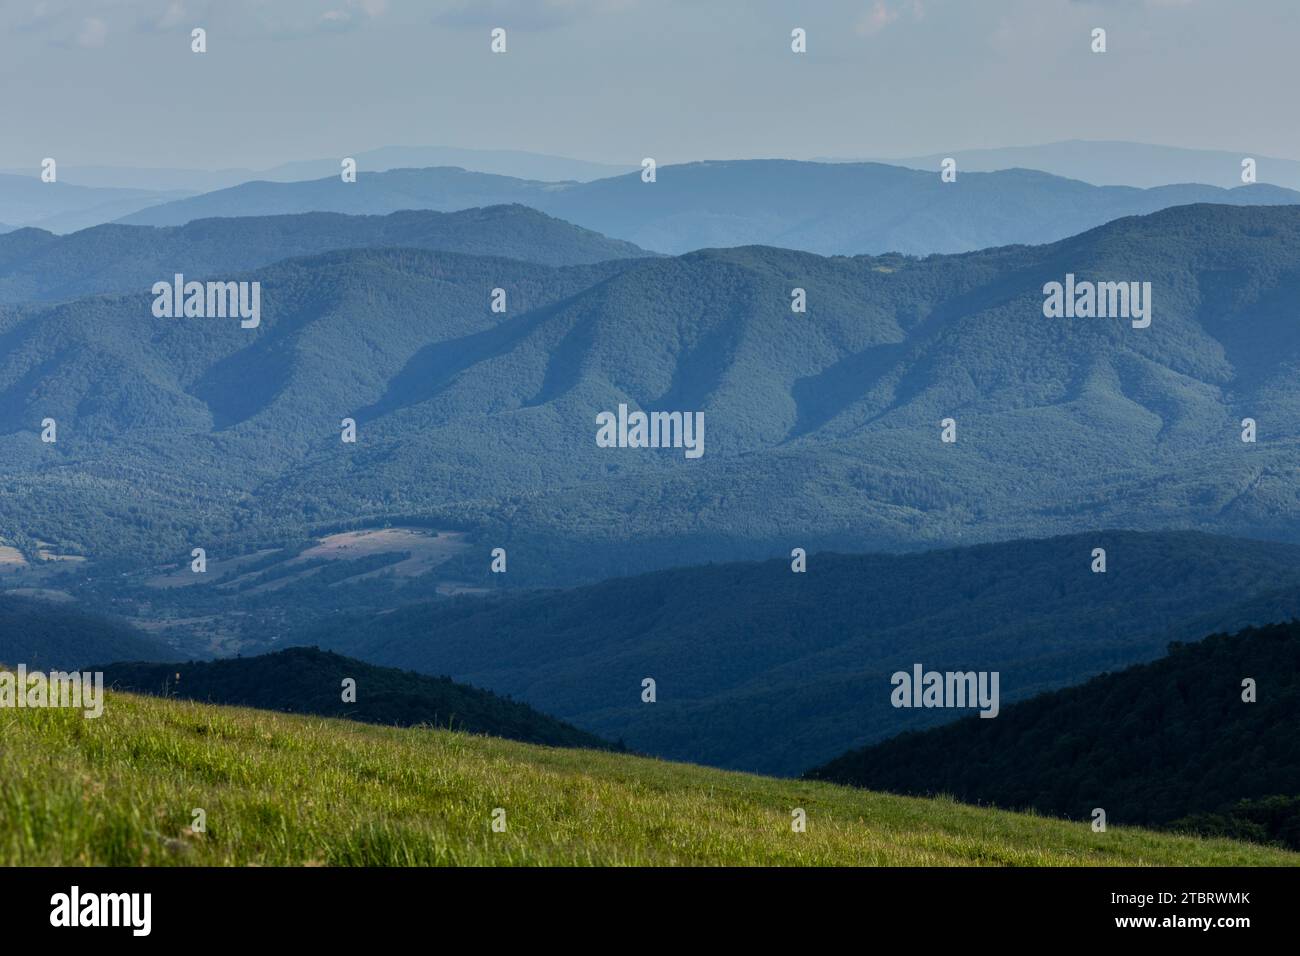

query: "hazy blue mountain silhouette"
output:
115 160 1300 256
0 173 193 233
863 140 1300 190
5 146 630 193
0 206 650 305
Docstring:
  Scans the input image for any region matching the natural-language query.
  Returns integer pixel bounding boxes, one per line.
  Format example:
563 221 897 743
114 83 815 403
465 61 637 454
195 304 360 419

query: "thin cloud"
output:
75 16 108 46
855 0 923 37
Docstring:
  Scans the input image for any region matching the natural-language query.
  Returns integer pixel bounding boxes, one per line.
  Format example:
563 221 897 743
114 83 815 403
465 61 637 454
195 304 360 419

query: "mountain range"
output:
0 206 648 305
114 160 1300 256
5 202 1300 576
2 146 631 193
864 140 1300 191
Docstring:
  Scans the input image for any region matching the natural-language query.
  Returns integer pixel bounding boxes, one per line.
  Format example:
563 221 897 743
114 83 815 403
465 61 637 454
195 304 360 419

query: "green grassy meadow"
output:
2 690 1295 866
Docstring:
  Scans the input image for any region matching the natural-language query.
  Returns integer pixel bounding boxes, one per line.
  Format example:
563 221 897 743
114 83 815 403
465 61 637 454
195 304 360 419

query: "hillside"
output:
0 594 176 670
7 203 1300 578
113 160 1300 256
0 687 1290 866
0 206 649 305
290 530 1300 775
99 647 608 749
807 621 1300 850
0 246 634 559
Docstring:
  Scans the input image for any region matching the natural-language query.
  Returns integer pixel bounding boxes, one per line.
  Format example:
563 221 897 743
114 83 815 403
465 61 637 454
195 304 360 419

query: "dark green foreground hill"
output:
808 621 1300 849
1 687 1294 866
98 646 607 750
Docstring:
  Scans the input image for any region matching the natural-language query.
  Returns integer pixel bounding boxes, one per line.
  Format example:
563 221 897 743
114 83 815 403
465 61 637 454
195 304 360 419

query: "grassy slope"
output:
1 691 1294 866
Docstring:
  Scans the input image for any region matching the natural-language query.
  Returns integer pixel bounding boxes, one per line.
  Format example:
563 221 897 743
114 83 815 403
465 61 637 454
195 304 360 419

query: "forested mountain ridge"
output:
807 620 1300 850
4 203 1300 577
0 205 649 305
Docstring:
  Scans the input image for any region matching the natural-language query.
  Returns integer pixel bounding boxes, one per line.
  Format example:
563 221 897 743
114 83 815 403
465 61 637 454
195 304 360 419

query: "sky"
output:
0 0 1295 170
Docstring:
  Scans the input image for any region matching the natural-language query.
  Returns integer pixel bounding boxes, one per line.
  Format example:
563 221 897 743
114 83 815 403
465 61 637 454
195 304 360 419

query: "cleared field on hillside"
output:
1 691 1294 866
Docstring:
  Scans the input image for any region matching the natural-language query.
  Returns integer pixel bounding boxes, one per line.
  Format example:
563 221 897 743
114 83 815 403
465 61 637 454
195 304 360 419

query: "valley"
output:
1 525 480 658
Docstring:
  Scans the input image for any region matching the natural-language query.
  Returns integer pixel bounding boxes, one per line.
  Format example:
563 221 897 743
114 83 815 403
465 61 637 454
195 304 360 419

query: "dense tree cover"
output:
5 204 1300 582
807 621 1300 850
286 530 1300 775
98 646 611 749
117 160 1300 256
0 205 649 304
0 594 176 670
1172 796 1300 850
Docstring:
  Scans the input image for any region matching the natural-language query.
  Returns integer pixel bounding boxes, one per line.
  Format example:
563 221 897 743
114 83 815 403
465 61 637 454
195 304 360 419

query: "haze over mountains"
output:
114 160 1300 256
0 174 193 233
5 202 1300 578
866 140 1300 191
2 146 632 194
0 206 649 305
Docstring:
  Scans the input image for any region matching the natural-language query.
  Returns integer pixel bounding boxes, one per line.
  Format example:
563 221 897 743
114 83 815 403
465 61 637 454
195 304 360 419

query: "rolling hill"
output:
0 206 649 305
807 621 1300 850
1 686 1291 866
116 166 557 228
0 594 177 670
114 160 1300 256
99 646 608 749
0 173 193 233
288 530 1300 776
6 203 1300 576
